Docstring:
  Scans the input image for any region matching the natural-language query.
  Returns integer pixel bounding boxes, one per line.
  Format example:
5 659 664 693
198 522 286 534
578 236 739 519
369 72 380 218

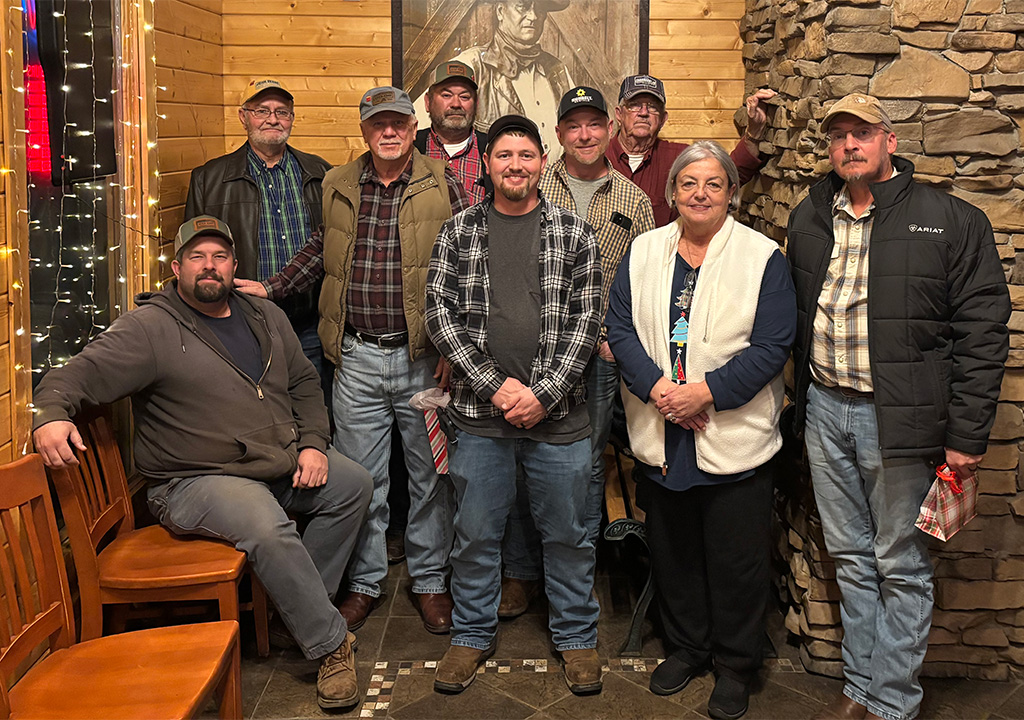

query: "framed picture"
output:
394 0 649 154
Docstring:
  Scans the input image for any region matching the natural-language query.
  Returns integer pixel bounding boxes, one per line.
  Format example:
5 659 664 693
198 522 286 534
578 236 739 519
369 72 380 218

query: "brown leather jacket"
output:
185 143 332 323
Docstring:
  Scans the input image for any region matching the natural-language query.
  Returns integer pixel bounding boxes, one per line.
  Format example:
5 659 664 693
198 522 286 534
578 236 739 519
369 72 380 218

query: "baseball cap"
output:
485 114 544 153
359 86 416 121
821 93 892 133
557 86 607 121
618 75 666 104
429 60 477 90
240 78 293 106
174 216 234 256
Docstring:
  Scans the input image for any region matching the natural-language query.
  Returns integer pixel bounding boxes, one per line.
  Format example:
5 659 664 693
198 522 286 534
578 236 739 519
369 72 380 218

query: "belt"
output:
830 384 874 399
345 323 409 348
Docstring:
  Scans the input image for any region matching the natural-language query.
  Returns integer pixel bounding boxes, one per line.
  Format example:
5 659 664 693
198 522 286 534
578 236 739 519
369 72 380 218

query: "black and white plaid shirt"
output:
425 195 602 420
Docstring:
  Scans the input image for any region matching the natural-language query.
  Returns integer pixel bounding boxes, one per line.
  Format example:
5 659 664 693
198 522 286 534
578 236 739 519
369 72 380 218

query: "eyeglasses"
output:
827 125 883 146
623 101 663 116
243 107 295 121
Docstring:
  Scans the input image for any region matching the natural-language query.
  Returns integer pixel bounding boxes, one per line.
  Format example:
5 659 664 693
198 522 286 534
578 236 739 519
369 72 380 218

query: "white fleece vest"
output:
623 215 784 474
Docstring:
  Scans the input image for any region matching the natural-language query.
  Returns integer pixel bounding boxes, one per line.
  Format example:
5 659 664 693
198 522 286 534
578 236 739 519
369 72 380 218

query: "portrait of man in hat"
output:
405 0 644 157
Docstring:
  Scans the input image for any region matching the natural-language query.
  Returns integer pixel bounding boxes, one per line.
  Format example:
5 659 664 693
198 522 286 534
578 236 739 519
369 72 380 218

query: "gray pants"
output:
147 447 372 660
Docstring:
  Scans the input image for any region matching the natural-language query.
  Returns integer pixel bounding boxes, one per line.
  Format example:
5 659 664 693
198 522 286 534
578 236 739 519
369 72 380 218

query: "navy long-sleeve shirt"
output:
606 248 796 491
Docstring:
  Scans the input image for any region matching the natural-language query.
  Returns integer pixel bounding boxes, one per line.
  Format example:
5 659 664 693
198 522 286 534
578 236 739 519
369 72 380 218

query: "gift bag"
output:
915 463 978 541
410 387 451 475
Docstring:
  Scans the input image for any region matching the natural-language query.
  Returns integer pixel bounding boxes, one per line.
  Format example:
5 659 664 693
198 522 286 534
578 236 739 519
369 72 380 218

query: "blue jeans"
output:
332 334 454 596
294 319 333 416
502 356 619 579
805 383 934 720
448 430 599 651
146 447 372 660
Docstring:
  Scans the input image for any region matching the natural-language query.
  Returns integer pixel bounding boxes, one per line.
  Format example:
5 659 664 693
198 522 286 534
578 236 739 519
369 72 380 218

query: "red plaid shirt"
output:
346 158 470 335
424 129 486 204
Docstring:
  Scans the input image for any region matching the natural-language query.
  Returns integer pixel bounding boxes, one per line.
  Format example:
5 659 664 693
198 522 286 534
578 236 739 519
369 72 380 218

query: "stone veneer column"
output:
742 0 1024 681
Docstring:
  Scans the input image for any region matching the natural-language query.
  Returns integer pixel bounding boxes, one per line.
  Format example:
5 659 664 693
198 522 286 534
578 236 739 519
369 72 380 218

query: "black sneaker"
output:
707 674 750 720
649 655 707 696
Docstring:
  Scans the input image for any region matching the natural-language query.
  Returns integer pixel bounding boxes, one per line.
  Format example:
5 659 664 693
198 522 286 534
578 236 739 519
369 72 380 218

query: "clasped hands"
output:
650 377 714 432
492 377 547 430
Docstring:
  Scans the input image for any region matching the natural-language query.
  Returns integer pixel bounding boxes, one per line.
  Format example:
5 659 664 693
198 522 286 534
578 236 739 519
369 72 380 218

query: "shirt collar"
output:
247 143 293 174
359 154 413 187
832 168 900 219
428 128 478 160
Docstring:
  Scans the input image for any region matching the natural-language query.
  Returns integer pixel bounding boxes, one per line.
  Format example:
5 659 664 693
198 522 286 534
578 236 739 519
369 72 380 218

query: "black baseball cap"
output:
618 75 666 104
485 114 544 153
557 86 607 122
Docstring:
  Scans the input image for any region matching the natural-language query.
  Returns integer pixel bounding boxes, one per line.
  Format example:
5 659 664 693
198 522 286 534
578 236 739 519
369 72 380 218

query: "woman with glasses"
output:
605 141 796 720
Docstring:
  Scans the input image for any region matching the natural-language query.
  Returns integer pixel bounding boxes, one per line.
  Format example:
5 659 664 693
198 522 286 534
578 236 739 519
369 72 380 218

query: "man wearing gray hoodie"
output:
31 216 372 711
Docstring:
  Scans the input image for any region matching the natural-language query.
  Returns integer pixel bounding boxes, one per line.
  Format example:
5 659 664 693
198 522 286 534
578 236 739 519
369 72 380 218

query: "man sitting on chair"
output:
31 216 373 712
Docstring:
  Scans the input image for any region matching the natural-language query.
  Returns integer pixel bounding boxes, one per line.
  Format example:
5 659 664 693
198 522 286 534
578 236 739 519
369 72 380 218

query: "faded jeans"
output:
146 447 372 660
503 356 619 579
448 430 599 651
805 382 934 720
333 334 454 596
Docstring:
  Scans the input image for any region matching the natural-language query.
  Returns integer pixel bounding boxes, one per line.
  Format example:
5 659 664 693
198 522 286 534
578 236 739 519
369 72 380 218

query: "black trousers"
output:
644 467 773 681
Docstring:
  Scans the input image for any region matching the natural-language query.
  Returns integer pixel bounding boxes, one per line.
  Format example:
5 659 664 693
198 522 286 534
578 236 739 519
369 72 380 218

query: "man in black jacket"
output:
788 94 1010 720
185 78 332 394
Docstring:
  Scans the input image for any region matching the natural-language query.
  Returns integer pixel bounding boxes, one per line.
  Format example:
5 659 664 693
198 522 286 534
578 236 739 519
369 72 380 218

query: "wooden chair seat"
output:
49 411 269 656
9 621 239 719
98 525 246 589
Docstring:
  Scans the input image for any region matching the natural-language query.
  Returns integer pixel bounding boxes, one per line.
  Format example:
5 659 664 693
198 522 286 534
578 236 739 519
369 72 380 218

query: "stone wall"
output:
742 0 1024 680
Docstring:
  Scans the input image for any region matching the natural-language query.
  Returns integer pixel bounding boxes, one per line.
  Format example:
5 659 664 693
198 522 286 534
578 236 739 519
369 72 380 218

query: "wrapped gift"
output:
915 463 978 541
410 387 451 474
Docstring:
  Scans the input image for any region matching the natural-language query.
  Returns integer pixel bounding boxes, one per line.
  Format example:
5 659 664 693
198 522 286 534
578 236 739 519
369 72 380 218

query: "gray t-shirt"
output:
564 173 607 220
451 203 589 444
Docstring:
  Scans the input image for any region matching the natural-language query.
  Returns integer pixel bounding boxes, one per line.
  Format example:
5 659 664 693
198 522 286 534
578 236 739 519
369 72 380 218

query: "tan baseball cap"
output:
174 216 234 255
821 93 892 134
240 78 293 106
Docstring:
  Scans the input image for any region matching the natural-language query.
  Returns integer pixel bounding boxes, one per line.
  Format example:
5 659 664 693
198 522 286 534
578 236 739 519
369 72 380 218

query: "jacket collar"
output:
326 149 440 198
221 142 320 183
809 154 917 220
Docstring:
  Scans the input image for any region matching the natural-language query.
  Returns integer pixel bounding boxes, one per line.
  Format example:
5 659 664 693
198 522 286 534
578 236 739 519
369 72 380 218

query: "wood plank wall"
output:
154 0 225 260
155 0 745 224
0 0 29 463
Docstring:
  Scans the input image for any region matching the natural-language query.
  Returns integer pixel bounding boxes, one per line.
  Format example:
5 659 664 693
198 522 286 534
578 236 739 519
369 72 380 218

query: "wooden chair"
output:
0 454 240 719
48 411 270 656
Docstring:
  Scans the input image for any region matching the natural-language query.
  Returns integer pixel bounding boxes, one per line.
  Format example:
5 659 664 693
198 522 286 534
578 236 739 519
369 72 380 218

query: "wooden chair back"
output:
47 412 133 638
0 454 75 718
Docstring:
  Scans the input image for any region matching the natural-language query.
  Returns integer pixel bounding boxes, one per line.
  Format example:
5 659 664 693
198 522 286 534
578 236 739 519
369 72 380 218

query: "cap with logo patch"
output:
429 60 478 91
359 86 416 121
240 78 293 106
821 93 892 134
618 75 666 104
558 86 607 122
174 216 234 255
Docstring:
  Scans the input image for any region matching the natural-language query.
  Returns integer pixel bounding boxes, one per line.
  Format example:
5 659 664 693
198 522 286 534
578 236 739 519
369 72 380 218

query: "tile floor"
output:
226 550 1024 720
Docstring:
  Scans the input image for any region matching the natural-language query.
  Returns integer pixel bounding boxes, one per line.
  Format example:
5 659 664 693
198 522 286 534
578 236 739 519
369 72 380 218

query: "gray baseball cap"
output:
174 216 234 255
359 86 415 121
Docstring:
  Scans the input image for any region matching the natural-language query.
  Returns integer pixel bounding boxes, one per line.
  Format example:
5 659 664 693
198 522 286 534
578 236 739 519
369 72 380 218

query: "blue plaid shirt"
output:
247 145 311 280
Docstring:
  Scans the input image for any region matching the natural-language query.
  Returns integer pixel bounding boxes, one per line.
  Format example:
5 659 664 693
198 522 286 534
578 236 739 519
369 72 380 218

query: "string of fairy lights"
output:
19 0 159 385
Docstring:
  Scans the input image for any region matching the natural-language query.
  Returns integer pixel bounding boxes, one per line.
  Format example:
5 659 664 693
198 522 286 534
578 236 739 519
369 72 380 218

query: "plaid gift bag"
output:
915 463 978 541
410 388 451 475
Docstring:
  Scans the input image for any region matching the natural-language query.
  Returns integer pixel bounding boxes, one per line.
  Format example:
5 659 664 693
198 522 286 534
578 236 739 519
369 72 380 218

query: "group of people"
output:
29 58 1010 720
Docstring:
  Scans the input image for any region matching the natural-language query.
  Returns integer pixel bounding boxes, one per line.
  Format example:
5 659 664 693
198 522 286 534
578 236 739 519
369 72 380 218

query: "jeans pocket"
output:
341 333 359 354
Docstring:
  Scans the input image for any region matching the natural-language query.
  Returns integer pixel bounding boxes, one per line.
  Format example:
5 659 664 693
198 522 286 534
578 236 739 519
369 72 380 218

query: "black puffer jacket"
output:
185 143 331 324
787 156 1010 460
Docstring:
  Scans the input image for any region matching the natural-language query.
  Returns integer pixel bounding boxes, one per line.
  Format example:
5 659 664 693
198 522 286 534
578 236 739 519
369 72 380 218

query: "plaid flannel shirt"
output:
538 157 655 324
809 175 899 393
259 160 469 306
424 129 486 204
248 146 311 280
425 194 602 420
